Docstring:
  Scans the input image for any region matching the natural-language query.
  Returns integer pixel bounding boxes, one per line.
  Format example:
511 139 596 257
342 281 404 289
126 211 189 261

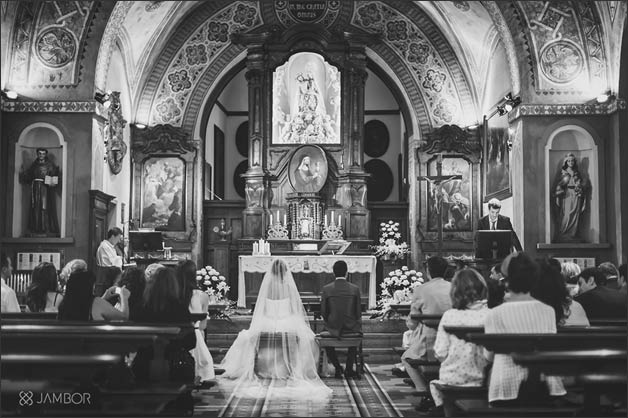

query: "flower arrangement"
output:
196 265 229 302
371 220 409 259
372 266 423 319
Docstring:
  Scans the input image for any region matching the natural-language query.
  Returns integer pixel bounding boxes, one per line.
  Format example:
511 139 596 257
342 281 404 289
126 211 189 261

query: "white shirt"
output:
96 239 122 267
1 278 21 313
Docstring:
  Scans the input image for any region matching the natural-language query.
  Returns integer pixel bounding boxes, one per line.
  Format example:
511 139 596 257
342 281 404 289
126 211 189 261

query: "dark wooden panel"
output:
214 125 225 200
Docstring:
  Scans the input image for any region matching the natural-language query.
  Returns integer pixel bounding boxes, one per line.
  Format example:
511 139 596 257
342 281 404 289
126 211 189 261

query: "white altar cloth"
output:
238 255 377 308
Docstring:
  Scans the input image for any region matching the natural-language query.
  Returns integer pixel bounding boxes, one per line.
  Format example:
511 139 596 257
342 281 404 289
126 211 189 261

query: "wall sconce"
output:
1 90 18 100
595 90 615 104
132 123 147 130
496 93 521 116
94 90 120 110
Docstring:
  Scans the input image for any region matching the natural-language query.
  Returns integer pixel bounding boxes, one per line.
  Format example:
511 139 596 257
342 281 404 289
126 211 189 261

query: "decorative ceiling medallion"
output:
539 39 584 84
35 26 76 68
451 1 470 12
274 0 340 27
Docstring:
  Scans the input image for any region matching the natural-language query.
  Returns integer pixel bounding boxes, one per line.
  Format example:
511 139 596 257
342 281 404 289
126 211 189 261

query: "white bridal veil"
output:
219 259 331 399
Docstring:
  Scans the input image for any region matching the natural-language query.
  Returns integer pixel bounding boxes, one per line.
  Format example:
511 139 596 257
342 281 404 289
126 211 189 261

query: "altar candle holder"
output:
322 223 344 241
267 219 289 240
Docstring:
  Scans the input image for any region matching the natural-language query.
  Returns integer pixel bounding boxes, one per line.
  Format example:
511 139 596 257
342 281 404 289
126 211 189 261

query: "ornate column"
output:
236 35 271 239
342 40 370 239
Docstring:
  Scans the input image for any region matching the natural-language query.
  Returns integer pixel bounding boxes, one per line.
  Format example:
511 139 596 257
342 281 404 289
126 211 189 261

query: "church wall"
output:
520 115 618 263
1 113 93 263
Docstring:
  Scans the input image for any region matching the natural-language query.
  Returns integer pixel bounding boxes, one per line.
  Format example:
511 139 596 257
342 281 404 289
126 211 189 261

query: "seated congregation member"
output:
177 260 215 384
485 252 565 405
58 270 130 321
1 252 20 313
560 261 581 297
619 264 627 295
401 256 452 394
102 266 145 319
132 267 196 383
428 268 490 415
599 262 620 290
392 316 420 376
59 259 87 292
26 262 63 312
532 258 589 327
575 268 627 319
94 266 122 298
320 260 363 378
487 263 506 308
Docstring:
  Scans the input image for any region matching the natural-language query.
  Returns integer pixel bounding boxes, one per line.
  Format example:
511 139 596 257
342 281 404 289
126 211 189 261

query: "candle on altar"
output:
338 214 341 225
324 215 328 226
276 210 280 223
331 211 334 224
284 214 287 225
270 214 273 225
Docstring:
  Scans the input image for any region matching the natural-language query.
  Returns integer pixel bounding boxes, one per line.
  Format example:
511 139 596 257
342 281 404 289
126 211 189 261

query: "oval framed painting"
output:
365 159 393 201
235 121 249 157
288 145 328 193
364 120 389 158
233 160 248 198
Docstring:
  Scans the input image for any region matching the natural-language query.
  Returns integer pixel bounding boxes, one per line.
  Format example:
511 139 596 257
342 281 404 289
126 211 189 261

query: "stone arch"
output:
13 123 68 238
544 124 600 243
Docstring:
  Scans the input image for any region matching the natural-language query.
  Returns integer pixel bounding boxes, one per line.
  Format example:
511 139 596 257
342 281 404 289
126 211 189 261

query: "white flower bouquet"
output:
371 220 409 259
372 266 423 319
196 265 229 302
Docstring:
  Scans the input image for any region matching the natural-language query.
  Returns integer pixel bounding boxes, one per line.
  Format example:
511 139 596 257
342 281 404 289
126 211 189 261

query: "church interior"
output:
1 1 627 417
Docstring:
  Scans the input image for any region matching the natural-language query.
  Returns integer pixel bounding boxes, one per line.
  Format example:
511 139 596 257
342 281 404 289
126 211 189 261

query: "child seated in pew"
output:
392 316 420 375
484 252 565 406
428 268 490 416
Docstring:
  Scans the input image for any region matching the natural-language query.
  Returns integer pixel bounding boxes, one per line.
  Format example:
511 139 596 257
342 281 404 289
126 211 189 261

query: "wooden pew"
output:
0 320 196 416
512 349 627 417
444 325 627 341
409 313 442 329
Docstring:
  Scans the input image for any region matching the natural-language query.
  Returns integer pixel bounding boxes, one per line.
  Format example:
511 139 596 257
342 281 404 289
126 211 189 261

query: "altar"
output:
238 255 377 308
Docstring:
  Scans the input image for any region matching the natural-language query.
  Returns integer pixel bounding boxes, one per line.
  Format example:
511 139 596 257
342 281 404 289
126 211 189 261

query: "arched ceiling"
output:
2 1 625 128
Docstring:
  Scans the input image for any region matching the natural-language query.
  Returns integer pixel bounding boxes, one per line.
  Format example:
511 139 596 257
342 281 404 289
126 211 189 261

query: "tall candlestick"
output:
270 214 273 225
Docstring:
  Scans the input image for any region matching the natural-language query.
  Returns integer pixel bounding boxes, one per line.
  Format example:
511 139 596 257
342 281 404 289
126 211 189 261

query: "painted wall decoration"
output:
150 2 263 126
352 1 463 126
483 115 511 201
427 157 471 232
288 145 328 193
518 1 607 92
9 1 95 87
141 157 185 231
272 52 341 144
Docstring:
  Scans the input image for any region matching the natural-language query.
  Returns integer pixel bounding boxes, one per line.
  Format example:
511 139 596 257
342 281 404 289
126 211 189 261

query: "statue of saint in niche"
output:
272 52 341 144
552 153 589 242
19 148 60 236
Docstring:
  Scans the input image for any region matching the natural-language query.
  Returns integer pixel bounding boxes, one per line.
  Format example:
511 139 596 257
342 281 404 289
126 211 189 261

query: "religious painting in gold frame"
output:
483 114 512 201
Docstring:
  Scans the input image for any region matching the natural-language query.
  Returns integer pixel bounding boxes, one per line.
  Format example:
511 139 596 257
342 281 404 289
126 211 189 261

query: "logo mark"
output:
19 391 34 406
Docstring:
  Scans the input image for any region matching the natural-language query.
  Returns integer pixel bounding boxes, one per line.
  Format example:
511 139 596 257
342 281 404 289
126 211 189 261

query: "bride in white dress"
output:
219 259 331 399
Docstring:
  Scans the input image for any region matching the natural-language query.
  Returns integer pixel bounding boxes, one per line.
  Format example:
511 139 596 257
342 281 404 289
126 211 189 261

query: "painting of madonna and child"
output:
272 52 341 144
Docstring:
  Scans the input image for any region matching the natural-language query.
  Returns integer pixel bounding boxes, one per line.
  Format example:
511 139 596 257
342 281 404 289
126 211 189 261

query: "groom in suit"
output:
320 260 363 378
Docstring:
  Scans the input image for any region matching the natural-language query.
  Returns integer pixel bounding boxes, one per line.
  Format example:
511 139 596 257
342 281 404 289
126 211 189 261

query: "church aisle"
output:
192 364 413 417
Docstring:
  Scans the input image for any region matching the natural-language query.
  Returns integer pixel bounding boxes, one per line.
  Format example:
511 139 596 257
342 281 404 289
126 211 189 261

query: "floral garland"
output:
196 265 229 302
371 220 409 259
373 266 423 319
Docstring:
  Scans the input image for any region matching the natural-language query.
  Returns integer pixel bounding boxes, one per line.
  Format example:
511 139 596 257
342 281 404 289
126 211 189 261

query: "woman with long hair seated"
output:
132 267 196 383
26 262 63 312
57 270 129 321
176 260 215 384
219 259 331 399
533 258 589 327
427 268 491 416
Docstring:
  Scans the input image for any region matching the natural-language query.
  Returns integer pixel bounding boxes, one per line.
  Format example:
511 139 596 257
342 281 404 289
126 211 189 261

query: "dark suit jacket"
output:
478 214 523 251
321 278 362 337
574 286 627 319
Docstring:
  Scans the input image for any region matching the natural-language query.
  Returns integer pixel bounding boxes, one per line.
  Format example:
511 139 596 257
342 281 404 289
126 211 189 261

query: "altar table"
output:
238 255 377 308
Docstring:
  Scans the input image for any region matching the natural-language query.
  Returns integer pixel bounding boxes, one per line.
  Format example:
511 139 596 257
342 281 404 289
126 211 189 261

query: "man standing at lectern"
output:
478 198 523 251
